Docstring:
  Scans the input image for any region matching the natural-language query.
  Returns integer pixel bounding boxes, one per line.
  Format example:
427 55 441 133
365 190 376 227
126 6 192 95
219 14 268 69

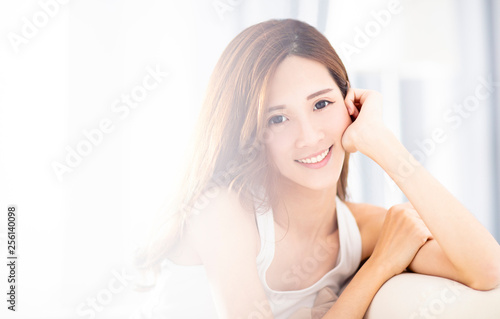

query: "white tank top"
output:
255 196 362 319
135 196 362 319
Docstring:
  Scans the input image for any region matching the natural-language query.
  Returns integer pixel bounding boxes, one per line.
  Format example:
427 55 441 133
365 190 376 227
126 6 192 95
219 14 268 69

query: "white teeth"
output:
297 147 330 164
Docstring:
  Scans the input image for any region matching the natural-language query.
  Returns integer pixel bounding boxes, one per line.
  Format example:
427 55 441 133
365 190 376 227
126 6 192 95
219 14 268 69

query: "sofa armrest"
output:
364 273 500 319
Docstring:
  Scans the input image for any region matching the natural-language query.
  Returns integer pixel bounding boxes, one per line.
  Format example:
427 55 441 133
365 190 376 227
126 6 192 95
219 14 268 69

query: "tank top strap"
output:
335 196 362 277
254 206 276 274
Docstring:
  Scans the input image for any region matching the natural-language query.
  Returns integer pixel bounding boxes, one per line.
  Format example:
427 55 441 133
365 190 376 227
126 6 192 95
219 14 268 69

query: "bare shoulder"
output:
185 187 261 264
344 201 386 227
181 189 272 317
344 200 387 260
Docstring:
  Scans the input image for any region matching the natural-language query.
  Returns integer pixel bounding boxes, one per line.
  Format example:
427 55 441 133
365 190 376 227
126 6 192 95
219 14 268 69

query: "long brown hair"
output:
134 18 351 288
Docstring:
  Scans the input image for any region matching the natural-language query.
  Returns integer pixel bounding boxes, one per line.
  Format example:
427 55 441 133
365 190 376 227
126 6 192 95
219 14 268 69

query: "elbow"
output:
466 260 500 291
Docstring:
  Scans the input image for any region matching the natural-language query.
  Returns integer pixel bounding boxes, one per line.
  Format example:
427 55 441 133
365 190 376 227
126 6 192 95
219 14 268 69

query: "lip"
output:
295 145 333 169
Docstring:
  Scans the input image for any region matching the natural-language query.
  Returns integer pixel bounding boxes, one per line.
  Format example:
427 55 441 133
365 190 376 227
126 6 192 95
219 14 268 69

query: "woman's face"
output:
263 56 352 191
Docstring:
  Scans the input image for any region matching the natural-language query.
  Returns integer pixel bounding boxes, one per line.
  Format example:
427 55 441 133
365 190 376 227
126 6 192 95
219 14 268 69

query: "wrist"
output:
363 257 397 282
357 125 394 157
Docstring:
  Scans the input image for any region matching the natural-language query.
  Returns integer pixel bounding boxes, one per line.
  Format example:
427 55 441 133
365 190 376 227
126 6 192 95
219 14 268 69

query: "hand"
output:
368 202 433 278
341 88 386 154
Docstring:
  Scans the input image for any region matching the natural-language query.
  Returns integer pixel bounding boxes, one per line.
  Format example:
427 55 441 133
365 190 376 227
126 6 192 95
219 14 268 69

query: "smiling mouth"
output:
295 145 333 164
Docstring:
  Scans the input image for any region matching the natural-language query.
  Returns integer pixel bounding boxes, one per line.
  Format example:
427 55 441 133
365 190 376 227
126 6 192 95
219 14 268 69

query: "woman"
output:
135 19 500 319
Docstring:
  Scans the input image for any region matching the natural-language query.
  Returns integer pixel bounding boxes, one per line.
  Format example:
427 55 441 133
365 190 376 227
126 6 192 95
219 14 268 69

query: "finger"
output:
395 202 417 216
348 88 371 105
414 218 433 241
345 89 370 119
344 89 356 114
421 228 433 242
389 202 413 214
400 202 414 209
352 104 360 118
344 90 360 120
345 100 354 115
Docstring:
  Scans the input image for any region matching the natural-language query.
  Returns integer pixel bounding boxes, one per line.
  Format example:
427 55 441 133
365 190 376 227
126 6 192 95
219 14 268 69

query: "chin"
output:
301 177 339 191
280 167 340 192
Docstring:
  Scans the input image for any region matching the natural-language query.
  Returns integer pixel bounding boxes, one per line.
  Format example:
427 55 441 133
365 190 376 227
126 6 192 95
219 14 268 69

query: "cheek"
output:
340 110 353 133
264 131 283 159
264 128 293 169
340 101 353 126
325 103 352 136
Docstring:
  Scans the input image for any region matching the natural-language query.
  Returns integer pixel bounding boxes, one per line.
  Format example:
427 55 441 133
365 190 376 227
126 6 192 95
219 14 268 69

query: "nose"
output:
295 116 324 149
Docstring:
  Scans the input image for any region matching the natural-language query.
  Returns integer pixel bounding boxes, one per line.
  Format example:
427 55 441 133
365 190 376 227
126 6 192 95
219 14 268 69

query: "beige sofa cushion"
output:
365 273 500 319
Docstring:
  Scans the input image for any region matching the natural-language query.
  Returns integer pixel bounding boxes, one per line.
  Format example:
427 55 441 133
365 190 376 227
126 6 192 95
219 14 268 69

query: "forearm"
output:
322 259 389 319
363 128 500 287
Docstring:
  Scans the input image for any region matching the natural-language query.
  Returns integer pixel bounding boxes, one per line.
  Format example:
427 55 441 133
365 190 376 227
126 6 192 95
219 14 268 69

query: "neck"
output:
271 179 338 242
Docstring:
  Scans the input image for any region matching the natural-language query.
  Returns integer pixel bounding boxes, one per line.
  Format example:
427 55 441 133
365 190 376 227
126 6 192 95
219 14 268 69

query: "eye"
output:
268 115 288 126
314 100 332 110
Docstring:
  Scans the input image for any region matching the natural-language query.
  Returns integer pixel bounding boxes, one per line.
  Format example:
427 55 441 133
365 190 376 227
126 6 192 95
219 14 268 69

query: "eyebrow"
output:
307 88 333 100
267 88 334 112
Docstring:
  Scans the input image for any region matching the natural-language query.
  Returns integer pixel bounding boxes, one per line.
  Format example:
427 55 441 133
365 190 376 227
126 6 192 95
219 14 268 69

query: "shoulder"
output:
186 187 257 233
344 201 386 228
343 200 387 260
185 188 273 317
185 187 261 264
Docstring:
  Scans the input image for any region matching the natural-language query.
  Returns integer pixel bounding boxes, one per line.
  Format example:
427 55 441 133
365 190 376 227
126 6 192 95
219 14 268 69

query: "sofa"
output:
364 273 500 318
